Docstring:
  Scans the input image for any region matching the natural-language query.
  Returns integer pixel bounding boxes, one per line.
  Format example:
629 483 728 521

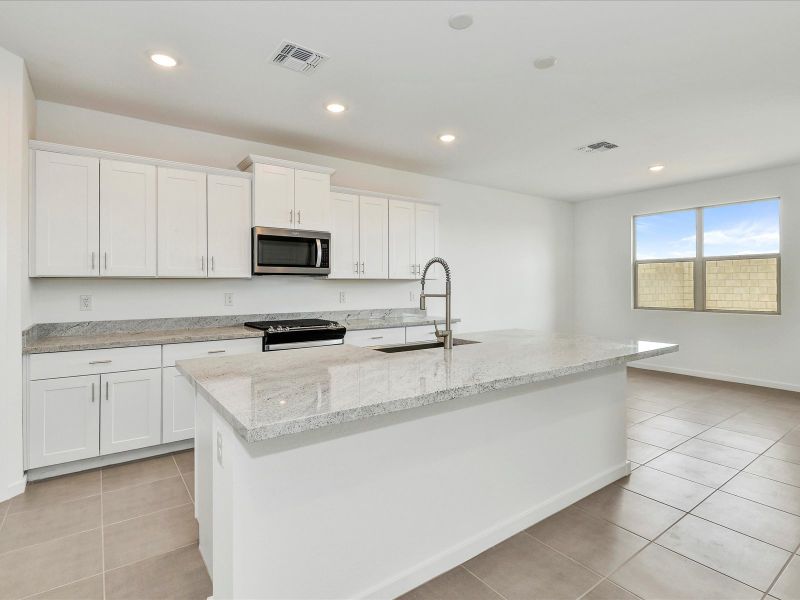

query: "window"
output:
633 198 780 314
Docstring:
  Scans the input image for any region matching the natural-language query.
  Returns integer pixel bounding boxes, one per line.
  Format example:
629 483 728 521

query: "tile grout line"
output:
18 573 103 600
174 455 194 505
456 564 509 600
103 540 200 576
100 469 106 600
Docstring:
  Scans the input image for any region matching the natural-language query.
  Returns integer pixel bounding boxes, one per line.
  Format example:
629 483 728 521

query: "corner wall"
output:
0 47 35 501
32 101 575 334
573 163 799 391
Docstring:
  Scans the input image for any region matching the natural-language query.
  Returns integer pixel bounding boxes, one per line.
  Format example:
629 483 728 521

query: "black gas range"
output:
244 318 346 351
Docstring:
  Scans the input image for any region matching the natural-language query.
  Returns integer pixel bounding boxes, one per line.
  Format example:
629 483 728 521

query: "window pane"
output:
705 257 778 312
703 199 780 257
635 210 696 260
636 261 694 309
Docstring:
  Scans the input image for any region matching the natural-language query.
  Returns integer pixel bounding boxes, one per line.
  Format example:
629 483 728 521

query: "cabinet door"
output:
359 196 389 279
415 203 439 276
100 159 157 277
28 375 100 468
329 192 360 278
162 366 195 443
157 168 208 277
388 199 416 279
100 369 162 455
294 170 330 231
253 164 294 228
32 151 100 277
207 174 251 278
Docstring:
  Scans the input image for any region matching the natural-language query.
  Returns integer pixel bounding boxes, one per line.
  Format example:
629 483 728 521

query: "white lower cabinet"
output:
28 375 100 469
162 366 197 443
100 368 162 455
345 327 406 347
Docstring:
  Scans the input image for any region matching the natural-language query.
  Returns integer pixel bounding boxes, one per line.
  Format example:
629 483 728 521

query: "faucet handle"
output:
433 320 443 339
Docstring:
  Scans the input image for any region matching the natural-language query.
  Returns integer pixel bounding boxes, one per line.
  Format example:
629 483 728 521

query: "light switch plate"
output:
79 295 92 311
224 293 234 307
339 291 346 304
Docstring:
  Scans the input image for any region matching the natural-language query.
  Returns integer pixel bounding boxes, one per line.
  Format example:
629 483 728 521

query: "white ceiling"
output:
1 0 799 201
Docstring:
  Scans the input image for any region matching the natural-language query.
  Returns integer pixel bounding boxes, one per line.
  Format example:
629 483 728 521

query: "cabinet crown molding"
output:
238 154 336 176
331 185 438 207
29 141 252 179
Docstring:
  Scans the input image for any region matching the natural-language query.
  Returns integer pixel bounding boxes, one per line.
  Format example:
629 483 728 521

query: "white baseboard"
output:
27 439 194 482
0 475 28 503
630 362 800 393
359 461 630 600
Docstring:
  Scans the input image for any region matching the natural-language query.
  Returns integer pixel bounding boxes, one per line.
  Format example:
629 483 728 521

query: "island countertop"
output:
177 329 677 443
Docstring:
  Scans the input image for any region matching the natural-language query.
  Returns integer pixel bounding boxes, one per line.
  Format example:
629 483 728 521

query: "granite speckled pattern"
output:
176 329 678 443
22 308 458 353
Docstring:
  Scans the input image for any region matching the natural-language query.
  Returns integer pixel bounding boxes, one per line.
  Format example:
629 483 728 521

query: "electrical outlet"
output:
339 291 346 304
217 431 223 466
79 295 92 311
224 293 234 307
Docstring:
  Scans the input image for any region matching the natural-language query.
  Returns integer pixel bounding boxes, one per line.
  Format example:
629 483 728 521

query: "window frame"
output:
632 198 781 315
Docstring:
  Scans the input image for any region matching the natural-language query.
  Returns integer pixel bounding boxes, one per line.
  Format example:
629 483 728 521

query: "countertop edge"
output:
179 342 678 444
22 317 460 354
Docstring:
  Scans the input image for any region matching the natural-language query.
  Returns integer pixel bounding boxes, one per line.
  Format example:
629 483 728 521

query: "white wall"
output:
574 163 799 391
0 47 35 502
32 101 575 333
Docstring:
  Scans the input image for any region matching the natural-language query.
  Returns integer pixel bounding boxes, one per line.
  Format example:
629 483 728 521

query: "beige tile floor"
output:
0 450 208 600
403 369 800 600
4 370 800 599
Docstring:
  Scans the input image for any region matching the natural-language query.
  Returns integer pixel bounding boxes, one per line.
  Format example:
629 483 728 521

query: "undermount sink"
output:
374 339 480 353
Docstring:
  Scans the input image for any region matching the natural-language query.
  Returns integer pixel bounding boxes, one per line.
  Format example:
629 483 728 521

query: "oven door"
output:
252 227 331 275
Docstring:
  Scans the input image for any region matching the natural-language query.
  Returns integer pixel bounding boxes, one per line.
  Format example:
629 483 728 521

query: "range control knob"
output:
267 326 275 333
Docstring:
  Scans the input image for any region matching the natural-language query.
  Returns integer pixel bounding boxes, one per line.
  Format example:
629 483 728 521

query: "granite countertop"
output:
22 311 459 354
176 329 678 443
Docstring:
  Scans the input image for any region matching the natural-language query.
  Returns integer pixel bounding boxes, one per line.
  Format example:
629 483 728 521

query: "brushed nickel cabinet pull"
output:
91 382 95 403
104 252 108 270
105 381 109 400
89 360 112 365
91 251 95 270
207 349 226 354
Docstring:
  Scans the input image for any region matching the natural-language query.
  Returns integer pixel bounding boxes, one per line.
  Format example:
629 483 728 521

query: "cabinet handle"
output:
90 251 95 270
104 252 108 270
370 336 384 340
89 360 112 365
211 256 215 272
201 256 205 272
361 262 365 274
297 210 302 224
91 382 95 403
207 349 226 354
354 262 359 274
105 381 109 400
289 209 294 224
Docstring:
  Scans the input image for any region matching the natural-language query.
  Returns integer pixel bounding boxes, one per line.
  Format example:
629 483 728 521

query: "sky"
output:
635 199 780 260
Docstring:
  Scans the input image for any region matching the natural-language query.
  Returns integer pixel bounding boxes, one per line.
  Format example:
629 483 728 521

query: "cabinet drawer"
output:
30 346 162 380
162 338 262 367
345 328 405 347
405 323 460 343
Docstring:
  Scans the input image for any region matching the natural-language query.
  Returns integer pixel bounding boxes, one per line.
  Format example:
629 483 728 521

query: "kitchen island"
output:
177 330 677 599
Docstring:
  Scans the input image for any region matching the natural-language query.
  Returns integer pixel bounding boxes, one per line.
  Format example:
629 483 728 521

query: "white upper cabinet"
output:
415 203 439 275
207 174 251 278
330 192 360 278
253 163 294 229
294 170 331 231
99 159 157 277
32 151 100 277
388 199 416 279
359 195 389 279
100 368 162 455
157 167 208 277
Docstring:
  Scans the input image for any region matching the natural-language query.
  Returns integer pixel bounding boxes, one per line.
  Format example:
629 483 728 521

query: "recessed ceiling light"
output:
326 103 346 113
150 53 177 68
533 56 557 70
448 14 474 30
439 133 456 143
649 164 665 172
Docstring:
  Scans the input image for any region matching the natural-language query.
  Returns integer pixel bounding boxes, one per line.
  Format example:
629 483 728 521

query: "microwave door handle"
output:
315 239 322 268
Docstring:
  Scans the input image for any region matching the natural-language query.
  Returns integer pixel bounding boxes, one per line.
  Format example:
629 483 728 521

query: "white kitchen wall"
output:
32 101 575 333
574 163 799 391
0 47 35 502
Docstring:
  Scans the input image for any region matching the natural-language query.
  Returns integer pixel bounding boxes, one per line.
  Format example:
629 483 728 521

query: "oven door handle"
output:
315 238 322 268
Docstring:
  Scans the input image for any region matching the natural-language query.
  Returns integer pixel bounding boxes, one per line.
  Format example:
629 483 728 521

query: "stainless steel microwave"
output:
252 227 331 275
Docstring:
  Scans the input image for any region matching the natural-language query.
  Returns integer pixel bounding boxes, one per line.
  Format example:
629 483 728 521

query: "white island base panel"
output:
195 365 628 600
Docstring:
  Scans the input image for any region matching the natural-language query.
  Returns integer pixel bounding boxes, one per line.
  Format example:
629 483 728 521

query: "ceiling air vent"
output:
576 141 619 153
270 41 329 75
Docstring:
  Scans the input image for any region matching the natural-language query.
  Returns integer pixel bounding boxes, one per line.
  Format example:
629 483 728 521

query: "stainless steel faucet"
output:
419 257 452 349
